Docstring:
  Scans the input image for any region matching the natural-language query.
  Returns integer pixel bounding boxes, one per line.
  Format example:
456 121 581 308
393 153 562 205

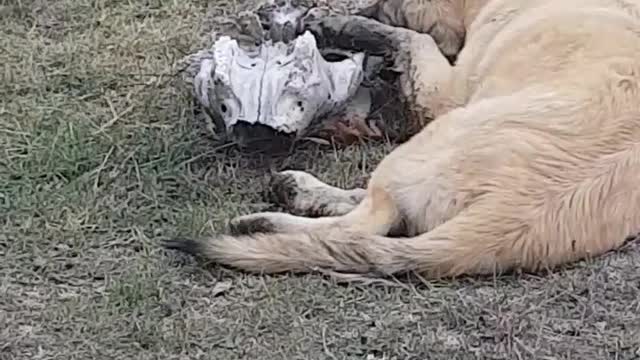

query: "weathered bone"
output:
185 30 366 138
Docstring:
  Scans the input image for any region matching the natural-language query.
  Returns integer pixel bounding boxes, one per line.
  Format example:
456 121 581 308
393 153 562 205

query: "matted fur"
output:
164 0 640 280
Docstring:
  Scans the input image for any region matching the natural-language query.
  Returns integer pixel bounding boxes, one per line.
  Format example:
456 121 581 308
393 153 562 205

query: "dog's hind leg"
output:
268 170 366 217
229 184 400 236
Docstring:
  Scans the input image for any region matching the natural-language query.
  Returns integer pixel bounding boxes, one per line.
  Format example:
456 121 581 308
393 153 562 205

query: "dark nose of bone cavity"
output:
231 121 294 152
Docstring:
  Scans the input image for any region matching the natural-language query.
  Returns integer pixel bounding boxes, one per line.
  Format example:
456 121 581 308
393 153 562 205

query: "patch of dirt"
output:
1 1 639 359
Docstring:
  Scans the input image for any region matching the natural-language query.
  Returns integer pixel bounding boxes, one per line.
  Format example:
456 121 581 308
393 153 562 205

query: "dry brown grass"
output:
1 1 640 359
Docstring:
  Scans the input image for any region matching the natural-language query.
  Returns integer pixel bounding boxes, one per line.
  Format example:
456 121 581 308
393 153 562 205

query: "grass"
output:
1 0 639 359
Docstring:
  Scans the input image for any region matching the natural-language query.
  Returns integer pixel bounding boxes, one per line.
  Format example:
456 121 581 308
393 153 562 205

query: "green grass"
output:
1 1 639 359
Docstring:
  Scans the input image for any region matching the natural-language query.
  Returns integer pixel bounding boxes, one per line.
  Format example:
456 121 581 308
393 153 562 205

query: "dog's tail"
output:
162 199 633 279
161 216 512 278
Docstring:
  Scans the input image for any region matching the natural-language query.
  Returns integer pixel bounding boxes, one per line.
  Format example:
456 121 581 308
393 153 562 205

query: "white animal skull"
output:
190 31 365 140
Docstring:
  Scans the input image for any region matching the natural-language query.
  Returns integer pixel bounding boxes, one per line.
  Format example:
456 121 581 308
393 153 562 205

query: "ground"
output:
2 1 640 359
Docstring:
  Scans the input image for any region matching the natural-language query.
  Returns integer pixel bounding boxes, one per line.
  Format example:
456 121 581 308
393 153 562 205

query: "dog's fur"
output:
164 0 640 279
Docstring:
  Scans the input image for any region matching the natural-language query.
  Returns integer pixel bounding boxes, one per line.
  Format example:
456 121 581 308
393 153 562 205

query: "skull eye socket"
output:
221 104 228 113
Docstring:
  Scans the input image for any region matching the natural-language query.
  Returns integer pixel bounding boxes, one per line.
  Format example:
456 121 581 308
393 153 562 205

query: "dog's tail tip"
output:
161 237 206 257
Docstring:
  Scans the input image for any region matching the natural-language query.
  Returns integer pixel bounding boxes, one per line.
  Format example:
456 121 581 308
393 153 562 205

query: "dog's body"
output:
165 0 640 279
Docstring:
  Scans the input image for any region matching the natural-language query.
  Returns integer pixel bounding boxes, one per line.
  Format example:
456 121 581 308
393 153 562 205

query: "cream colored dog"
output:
164 0 640 279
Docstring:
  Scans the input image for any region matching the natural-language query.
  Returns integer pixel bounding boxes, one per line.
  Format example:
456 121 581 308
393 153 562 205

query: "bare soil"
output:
2 1 639 359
